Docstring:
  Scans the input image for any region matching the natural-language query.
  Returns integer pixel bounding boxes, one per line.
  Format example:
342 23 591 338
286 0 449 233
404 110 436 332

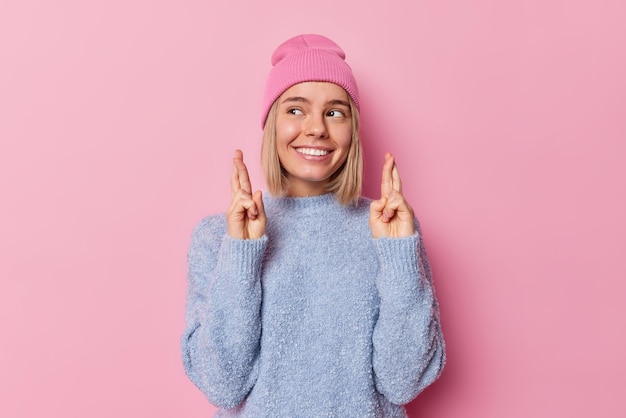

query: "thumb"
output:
370 197 387 217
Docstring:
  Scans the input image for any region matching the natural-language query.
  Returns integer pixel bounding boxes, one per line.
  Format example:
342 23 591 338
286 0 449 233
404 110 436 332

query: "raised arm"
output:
181 150 267 408
369 152 446 404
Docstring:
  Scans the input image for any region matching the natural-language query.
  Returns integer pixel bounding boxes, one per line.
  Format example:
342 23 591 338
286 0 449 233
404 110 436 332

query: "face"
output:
274 82 353 197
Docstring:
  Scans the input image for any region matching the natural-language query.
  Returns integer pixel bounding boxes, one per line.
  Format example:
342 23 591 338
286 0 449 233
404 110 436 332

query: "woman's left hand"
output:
369 153 416 238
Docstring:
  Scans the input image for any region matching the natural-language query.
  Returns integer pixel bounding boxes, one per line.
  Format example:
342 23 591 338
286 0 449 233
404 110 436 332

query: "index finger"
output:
380 152 395 198
232 149 253 195
391 160 402 194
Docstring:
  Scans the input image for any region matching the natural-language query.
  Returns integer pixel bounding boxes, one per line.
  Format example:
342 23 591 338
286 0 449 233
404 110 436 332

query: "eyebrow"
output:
281 96 309 105
280 97 350 107
327 99 351 108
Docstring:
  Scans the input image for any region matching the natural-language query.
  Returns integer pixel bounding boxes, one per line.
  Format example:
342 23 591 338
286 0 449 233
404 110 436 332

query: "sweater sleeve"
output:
371 220 446 405
181 216 267 408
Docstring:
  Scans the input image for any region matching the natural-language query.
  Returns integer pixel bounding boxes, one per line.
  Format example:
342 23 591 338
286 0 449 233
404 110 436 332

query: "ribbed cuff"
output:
373 234 420 279
220 235 268 279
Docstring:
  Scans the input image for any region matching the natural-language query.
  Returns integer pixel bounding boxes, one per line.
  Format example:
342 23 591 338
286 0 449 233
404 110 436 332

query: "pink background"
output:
1 0 625 417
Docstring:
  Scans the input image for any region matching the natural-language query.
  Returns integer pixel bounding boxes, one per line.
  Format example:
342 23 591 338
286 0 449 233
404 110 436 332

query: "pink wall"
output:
1 0 624 417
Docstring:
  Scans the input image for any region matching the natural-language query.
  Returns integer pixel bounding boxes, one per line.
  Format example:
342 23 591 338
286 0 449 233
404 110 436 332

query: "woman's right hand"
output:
227 149 266 240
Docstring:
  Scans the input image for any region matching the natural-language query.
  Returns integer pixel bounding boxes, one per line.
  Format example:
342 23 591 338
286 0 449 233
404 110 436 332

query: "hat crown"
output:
261 34 359 128
271 34 346 66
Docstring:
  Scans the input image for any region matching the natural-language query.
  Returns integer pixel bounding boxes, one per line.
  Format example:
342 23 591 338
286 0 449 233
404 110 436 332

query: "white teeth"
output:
296 148 329 156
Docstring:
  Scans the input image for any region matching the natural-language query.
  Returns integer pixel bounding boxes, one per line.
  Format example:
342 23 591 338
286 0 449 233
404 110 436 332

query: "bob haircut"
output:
261 95 363 206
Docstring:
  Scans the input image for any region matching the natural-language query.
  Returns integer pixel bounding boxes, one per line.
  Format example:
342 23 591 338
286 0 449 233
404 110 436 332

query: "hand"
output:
226 149 266 239
369 152 415 238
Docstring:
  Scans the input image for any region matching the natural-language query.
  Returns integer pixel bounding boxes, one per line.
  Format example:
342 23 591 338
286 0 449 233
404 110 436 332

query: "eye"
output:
288 108 303 115
327 109 346 118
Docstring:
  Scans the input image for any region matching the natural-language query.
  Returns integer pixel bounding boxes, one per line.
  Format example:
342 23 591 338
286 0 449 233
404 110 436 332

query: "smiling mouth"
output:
295 147 330 156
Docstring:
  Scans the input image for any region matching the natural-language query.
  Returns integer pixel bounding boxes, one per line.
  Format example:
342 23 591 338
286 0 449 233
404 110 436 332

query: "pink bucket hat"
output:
261 34 360 128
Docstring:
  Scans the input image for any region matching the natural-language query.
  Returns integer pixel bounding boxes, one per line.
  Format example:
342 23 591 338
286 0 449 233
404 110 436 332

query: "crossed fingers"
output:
230 149 259 220
380 152 404 222
381 152 402 197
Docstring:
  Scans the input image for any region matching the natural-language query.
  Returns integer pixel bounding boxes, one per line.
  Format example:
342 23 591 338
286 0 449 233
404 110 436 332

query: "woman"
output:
182 34 445 417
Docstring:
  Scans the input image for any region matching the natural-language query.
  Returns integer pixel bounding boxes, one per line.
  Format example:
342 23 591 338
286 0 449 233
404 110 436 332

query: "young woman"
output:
182 34 445 417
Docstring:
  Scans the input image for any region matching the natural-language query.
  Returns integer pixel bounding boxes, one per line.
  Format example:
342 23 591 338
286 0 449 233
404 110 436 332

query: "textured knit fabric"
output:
261 34 360 128
182 193 445 418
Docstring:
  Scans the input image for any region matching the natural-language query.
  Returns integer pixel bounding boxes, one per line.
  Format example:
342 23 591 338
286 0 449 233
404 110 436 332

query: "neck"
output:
284 178 330 197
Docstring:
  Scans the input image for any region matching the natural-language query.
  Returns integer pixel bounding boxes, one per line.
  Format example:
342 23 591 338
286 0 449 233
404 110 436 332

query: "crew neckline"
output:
263 192 338 210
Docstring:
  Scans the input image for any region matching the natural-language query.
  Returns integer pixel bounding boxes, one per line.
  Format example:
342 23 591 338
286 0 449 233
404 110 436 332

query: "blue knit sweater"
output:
182 193 445 417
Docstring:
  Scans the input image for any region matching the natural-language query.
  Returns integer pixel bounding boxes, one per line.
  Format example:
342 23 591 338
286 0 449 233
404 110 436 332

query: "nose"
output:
305 114 329 139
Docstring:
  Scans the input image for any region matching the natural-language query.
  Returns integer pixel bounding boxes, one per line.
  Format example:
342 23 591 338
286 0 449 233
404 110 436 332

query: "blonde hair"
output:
261 97 363 206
